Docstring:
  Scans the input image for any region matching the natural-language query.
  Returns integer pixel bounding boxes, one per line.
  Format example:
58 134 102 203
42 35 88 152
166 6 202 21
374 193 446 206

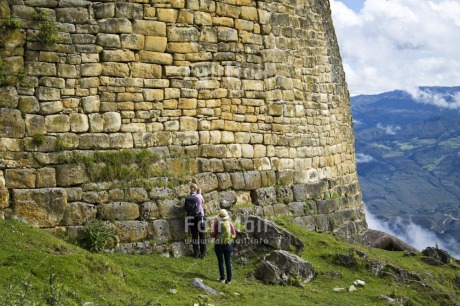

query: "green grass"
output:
0 219 459 305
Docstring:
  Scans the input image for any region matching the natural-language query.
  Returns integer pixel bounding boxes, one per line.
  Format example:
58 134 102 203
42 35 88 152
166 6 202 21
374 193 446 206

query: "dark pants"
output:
215 244 232 281
191 216 206 256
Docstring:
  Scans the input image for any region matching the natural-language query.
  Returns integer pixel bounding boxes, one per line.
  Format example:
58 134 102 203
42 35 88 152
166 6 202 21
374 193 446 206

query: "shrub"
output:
38 21 58 45
79 220 117 253
2 17 23 29
33 10 48 21
32 134 45 146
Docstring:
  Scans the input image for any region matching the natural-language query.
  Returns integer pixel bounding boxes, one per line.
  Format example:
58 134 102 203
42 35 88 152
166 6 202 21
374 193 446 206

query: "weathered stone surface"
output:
0 187 10 208
132 20 166 36
36 167 56 188
5 169 36 189
45 115 70 132
118 241 153 255
102 112 121 132
56 164 87 187
250 187 276 206
157 198 182 219
98 18 132 33
12 188 67 227
61 202 97 226
0 109 25 138
98 202 140 221
0 86 19 108
70 113 89 132
115 221 149 242
255 250 314 286
245 216 304 255
421 247 452 265
140 201 160 220
151 219 172 243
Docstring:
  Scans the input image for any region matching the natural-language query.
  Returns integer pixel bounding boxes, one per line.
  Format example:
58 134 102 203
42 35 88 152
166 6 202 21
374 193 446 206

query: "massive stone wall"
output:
0 0 367 253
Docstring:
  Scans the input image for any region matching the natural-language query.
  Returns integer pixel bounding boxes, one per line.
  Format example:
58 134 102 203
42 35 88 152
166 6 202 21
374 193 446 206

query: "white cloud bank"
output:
376 123 401 135
331 0 460 96
406 87 460 109
355 153 374 163
365 207 460 259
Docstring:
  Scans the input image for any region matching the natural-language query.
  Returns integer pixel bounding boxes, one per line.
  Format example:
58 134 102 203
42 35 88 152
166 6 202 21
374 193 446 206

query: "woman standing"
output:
211 209 236 284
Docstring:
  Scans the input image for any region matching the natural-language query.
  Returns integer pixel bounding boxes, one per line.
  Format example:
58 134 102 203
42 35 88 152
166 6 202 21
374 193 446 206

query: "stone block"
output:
102 62 130 77
194 11 212 25
18 96 40 114
81 95 100 113
157 9 178 23
157 198 182 219
5 169 36 189
98 202 140 221
88 113 103 132
0 187 9 209
217 27 238 41
57 64 77 78
56 164 87 187
70 113 89 132
115 2 143 19
94 3 115 19
98 18 132 33
79 133 110 149
166 42 199 53
45 115 70 133
102 112 121 132
25 115 46 136
36 167 56 188
96 33 121 48
244 171 262 190
0 86 19 108
115 221 149 242
132 20 166 36
12 188 67 227
56 7 89 23
139 51 173 65
0 108 25 137
37 87 60 101
169 219 186 242
39 101 63 115
144 36 168 52
140 202 160 221
109 133 133 148
60 202 97 226
151 219 172 244
26 62 56 76
121 34 144 50
250 187 276 206
168 27 199 41
102 50 135 62
131 63 162 79
276 186 294 203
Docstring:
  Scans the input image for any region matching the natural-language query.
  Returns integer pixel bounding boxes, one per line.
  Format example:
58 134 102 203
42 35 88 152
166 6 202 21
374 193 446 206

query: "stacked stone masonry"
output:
0 0 367 253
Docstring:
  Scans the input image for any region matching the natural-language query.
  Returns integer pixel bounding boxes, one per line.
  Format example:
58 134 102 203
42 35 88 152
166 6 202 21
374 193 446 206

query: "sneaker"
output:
225 280 232 284
217 279 225 283
199 253 206 259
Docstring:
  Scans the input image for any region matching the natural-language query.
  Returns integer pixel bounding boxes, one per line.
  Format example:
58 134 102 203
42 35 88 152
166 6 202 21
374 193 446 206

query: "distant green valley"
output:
351 87 460 256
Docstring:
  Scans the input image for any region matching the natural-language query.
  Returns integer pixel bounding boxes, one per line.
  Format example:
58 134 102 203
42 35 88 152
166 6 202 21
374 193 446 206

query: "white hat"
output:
218 209 229 220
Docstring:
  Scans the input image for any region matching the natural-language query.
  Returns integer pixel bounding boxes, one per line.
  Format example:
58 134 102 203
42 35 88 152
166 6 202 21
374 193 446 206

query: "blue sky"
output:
331 0 460 99
337 0 365 12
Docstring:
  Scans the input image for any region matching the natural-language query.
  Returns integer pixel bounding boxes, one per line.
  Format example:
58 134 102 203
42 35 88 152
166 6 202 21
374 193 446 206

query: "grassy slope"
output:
0 219 459 306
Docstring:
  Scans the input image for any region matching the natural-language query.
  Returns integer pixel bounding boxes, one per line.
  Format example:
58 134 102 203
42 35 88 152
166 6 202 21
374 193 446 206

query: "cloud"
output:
331 0 460 95
377 123 401 135
405 87 460 109
365 207 460 259
355 153 374 163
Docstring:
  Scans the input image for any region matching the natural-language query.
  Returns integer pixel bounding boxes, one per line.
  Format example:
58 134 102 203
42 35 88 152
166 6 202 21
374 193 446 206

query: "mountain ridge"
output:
351 86 460 256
